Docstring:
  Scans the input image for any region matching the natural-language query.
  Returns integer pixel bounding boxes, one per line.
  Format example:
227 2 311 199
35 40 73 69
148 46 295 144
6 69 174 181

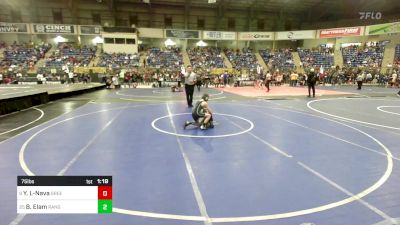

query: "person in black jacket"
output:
307 68 317 98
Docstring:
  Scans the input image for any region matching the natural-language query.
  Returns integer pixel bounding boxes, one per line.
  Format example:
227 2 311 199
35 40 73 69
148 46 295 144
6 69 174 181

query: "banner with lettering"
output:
366 22 400 35
238 32 274 40
203 31 236 40
165 29 200 39
275 30 316 40
319 27 363 38
0 23 29 33
32 24 76 34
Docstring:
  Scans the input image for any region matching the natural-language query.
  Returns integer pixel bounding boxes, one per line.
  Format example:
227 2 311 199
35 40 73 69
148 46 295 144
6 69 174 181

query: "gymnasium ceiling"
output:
113 0 400 20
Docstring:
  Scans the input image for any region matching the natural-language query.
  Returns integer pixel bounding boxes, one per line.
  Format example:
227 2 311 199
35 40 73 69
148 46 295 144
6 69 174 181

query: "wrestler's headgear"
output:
202 93 209 101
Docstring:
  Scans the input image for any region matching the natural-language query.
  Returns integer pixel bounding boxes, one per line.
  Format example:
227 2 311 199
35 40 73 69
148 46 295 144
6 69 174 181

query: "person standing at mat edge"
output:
265 71 272 92
307 68 317 97
356 71 365 90
183 65 196 107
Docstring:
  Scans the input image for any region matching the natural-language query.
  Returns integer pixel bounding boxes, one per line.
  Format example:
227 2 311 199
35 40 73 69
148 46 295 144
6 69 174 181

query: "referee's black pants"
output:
308 82 315 97
265 80 271 92
357 81 363 90
185 84 195 107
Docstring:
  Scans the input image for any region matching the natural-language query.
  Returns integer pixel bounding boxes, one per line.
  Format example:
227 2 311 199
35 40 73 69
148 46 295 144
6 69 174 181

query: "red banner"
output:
319 27 362 38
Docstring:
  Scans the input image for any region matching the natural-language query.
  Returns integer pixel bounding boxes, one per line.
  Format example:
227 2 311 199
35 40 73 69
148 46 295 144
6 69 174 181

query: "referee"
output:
184 65 196 107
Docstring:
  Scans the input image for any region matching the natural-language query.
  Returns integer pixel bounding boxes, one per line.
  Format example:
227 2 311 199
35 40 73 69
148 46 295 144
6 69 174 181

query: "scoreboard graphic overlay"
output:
17 176 112 214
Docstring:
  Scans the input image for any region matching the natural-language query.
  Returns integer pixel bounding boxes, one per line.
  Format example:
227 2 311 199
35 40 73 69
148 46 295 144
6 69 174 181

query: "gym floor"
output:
1 85 400 225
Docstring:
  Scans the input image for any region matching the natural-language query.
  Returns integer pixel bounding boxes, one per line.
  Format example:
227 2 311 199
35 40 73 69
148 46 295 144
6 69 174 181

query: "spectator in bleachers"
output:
45 44 96 70
187 47 225 69
1 43 51 71
342 43 385 68
146 47 183 71
97 52 139 68
393 45 400 71
260 48 295 72
298 47 334 69
224 48 259 70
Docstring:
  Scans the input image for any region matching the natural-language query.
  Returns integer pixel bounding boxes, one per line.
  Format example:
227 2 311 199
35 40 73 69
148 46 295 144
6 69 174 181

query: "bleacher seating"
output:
297 48 334 68
1 43 51 69
260 49 295 71
45 44 96 69
342 44 385 67
146 47 183 70
394 45 400 65
97 53 140 68
187 47 224 68
224 48 258 70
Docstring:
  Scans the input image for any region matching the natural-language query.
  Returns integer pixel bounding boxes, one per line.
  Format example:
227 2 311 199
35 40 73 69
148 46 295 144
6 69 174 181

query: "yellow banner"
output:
211 68 236 74
74 67 107 74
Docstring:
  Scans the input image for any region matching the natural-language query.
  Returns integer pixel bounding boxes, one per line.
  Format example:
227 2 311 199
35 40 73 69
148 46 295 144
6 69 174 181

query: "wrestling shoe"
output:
183 121 190 129
200 125 206 130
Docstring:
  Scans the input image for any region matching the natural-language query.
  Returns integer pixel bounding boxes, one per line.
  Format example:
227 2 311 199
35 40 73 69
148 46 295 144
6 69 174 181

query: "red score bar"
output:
98 186 112 200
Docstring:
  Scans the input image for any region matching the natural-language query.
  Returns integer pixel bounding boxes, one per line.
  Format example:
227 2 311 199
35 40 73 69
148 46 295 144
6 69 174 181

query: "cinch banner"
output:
366 22 400 35
319 27 363 38
238 32 274 40
165 29 200 39
33 24 76 34
0 23 29 33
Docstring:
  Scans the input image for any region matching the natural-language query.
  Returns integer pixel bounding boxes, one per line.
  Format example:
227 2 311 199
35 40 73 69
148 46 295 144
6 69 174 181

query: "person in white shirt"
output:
68 72 74 84
36 73 43 84
366 72 372 83
391 71 397 87
265 71 272 92
356 71 365 90
183 65 196 107
158 75 164 88
392 71 400 96
0 73 3 85
42 74 47 84
112 75 119 88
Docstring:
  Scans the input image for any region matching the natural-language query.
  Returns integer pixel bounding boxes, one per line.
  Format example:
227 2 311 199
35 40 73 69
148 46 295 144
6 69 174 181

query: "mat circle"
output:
151 112 254 138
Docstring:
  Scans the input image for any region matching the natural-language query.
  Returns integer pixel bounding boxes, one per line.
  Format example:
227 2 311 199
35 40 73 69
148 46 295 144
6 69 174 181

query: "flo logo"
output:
359 12 382 20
